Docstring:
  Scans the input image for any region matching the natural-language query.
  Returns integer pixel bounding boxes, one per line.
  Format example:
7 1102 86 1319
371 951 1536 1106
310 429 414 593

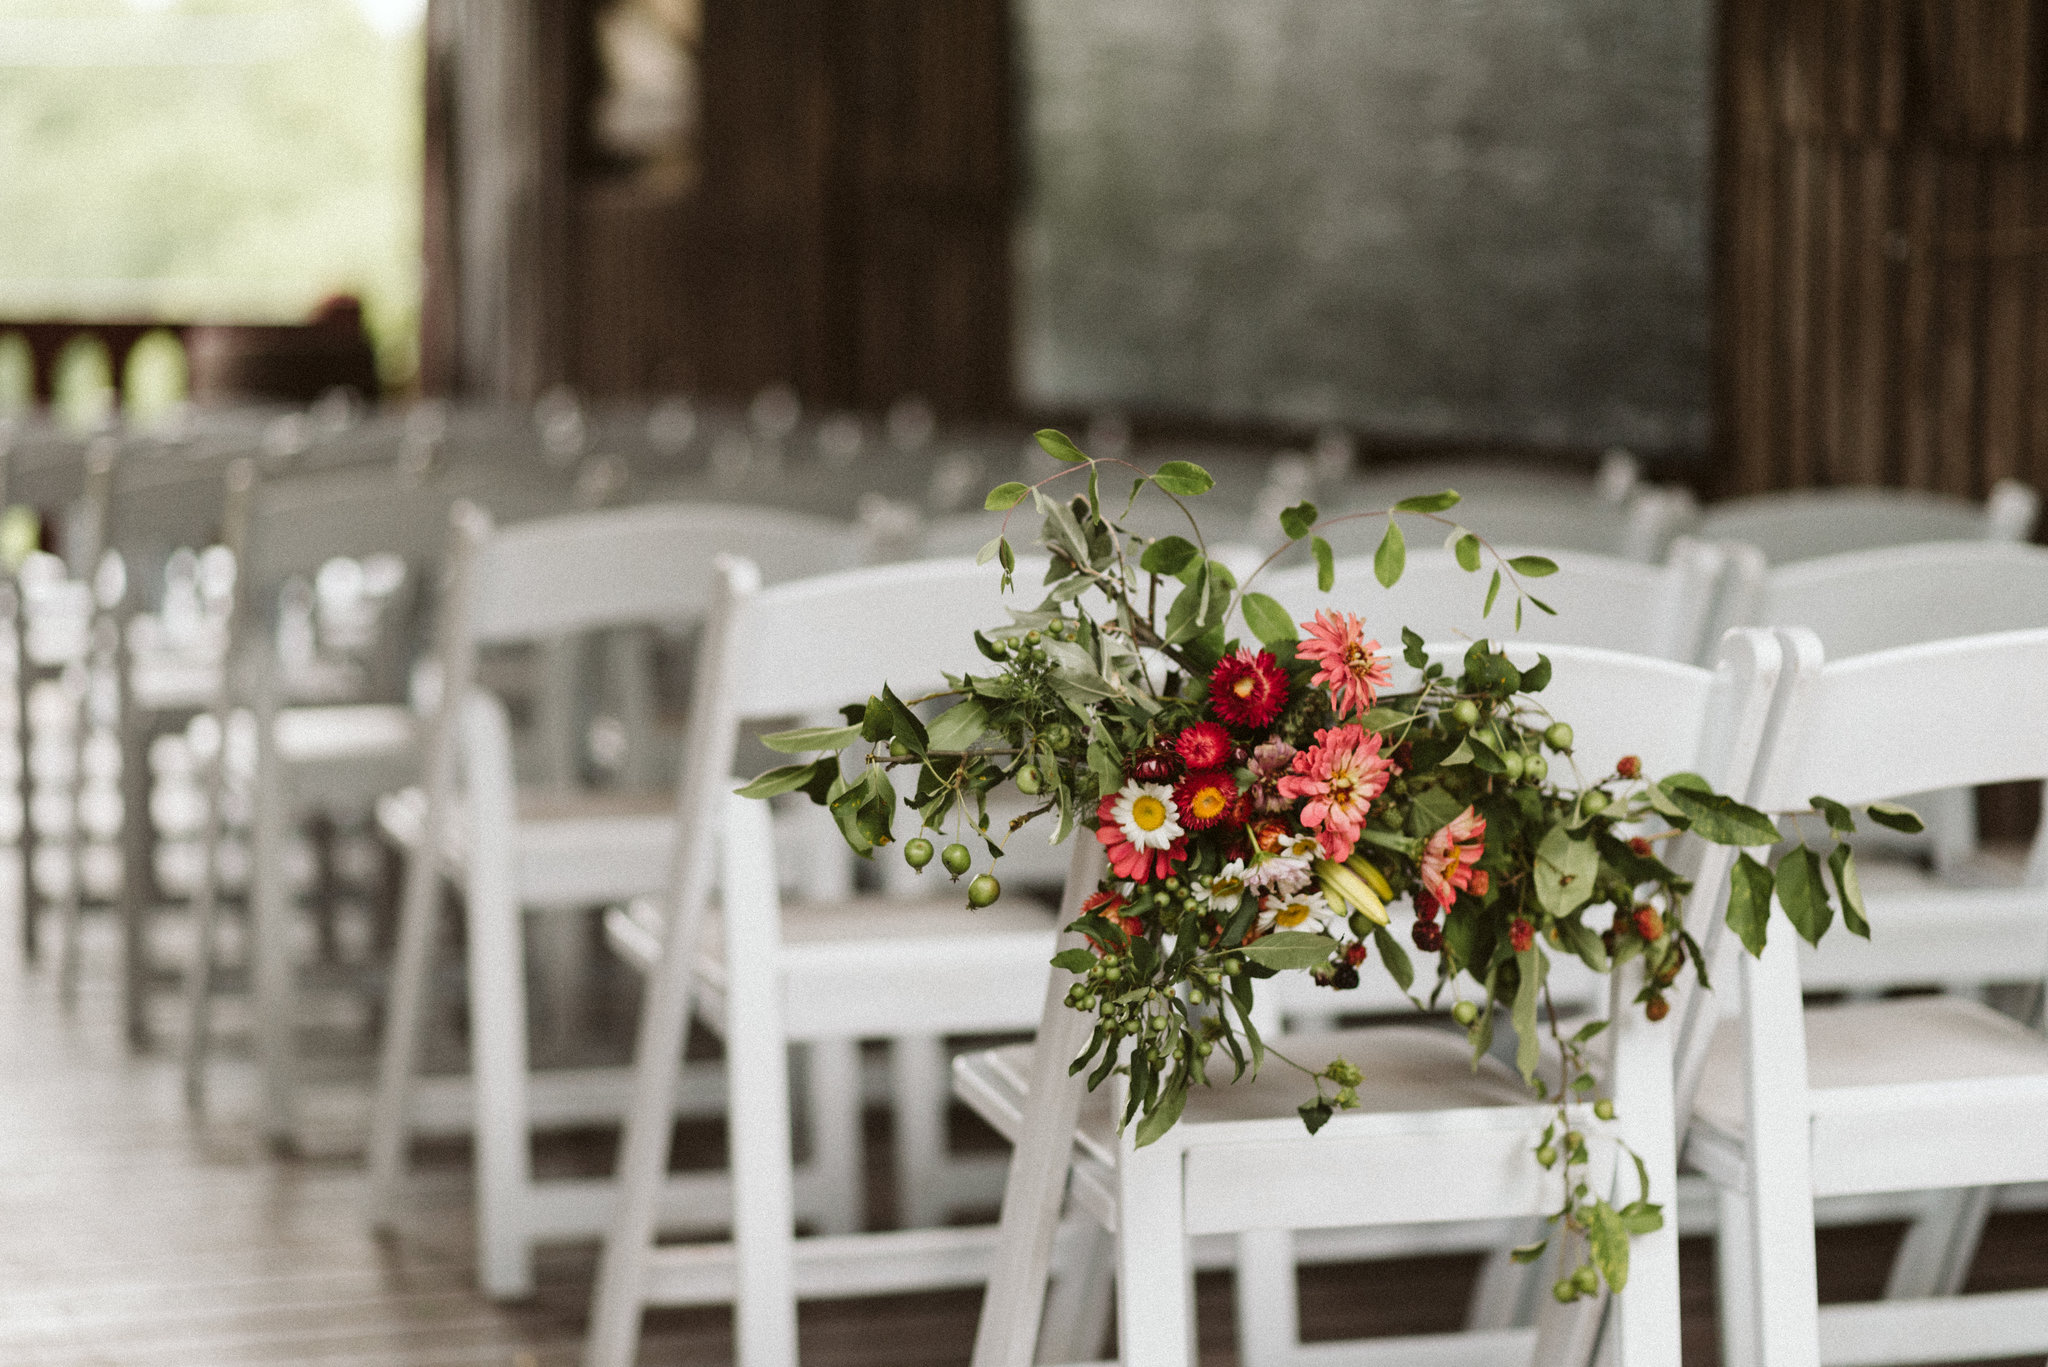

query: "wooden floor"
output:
3 890 2046 1366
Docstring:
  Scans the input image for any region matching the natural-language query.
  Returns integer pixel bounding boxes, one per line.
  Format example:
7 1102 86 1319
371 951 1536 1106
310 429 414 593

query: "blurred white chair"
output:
1695 478 2038 566
960 633 1784 1367
367 500 866 1299
585 556 1071 1367
1685 625 2048 1367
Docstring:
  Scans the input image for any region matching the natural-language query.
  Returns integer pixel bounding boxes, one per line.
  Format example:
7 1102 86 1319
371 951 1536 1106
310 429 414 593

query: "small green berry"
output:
1014 764 1043 795
1536 1143 1558 1168
1573 1264 1600 1296
1581 790 1610 816
1553 1279 1578 1304
1500 750 1525 781
941 842 973 878
1222 957 1244 976
903 837 934 870
1564 1129 1585 1151
1524 754 1548 783
1544 721 1574 751
1594 1098 1616 1122
1452 1000 1480 1027
1452 699 1481 727
967 873 1001 907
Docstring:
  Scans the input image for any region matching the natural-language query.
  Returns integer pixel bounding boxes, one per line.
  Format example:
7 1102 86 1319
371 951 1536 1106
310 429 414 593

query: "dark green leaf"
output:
1240 591 1298 647
1140 535 1200 575
985 481 1030 511
1508 554 1559 578
1372 925 1414 992
1312 536 1335 593
760 723 860 754
1483 568 1502 617
1828 843 1870 938
927 699 989 752
1151 460 1215 495
1453 532 1482 572
1298 1098 1334 1135
1135 1069 1189 1147
1520 654 1553 692
1036 429 1087 463
1555 915 1610 972
1051 948 1097 974
1510 1241 1549 1264
1280 501 1318 541
1811 795 1856 836
1400 626 1428 669
880 685 928 757
1240 931 1341 970
1393 490 1461 514
1776 845 1832 945
1528 595 1557 617
1666 786 1782 846
1867 801 1925 834
735 760 833 800
1726 852 1774 956
1374 519 1406 588
998 538 1015 574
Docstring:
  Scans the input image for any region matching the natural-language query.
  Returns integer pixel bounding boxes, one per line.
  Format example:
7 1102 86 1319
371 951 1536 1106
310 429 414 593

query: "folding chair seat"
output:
1694 478 2038 566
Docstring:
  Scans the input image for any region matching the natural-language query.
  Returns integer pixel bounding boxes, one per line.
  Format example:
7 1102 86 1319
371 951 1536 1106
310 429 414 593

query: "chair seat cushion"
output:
275 703 416 764
1691 995 2048 1143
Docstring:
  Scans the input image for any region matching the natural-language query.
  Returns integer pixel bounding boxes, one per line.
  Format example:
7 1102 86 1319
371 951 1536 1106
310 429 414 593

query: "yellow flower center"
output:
1232 675 1256 698
1190 787 1229 820
1131 795 1168 831
1344 643 1373 674
1275 900 1312 928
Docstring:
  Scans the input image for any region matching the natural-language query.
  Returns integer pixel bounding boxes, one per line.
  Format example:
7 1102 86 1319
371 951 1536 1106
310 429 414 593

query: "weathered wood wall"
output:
1716 0 2048 497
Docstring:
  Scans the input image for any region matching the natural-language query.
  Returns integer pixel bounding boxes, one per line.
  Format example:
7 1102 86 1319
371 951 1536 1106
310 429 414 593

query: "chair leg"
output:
466 874 537 1299
365 835 441 1226
1715 1183 1759 1367
1885 1186 1994 1300
1233 1227 1300 1367
250 762 297 1150
1038 1220 1116 1366
891 1032 948 1230
1117 1133 1195 1367
807 1036 865 1236
117 706 155 1051
53 834 80 1009
180 754 231 1114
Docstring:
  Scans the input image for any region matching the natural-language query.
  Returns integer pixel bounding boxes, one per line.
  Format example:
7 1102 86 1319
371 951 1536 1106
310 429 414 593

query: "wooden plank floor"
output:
3 890 2045 1365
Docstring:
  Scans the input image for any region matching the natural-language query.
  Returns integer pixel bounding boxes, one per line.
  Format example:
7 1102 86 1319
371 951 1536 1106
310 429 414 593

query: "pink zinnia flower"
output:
1297 610 1392 717
1419 805 1487 909
1276 724 1393 862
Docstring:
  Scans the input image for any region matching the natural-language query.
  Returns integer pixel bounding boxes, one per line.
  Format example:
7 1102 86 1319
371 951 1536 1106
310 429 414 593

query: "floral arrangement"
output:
742 431 1913 1301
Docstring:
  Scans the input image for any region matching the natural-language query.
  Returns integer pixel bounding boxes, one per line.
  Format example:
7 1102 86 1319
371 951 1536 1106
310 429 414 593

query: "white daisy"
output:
1258 887 1334 935
1198 860 1251 912
1110 781 1183 851
1242 834 1317 895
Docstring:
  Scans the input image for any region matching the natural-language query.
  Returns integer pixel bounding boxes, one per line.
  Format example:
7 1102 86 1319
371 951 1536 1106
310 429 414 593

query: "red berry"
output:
1332 963 1360 990
1411 919 1444 952
1344 942 1368 966
1628 836 1653 857
1633 906 1664 942
1509 918 1535 953
1645 994 1670 1022
1414 890 1441 922
1617 755 1642 779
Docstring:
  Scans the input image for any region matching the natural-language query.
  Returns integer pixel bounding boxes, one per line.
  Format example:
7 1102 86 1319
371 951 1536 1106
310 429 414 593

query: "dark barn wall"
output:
1016 1 1714 456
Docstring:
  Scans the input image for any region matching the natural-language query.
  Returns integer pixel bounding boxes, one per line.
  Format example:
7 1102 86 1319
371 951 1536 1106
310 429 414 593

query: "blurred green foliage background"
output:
0 0 423 389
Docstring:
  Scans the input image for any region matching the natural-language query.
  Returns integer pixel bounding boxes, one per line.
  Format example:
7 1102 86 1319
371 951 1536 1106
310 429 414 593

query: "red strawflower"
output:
1509 917 1535 953
1176 721 1233 771
1174 770 1239 830
1208 647 1289 728
1129 744 1180 782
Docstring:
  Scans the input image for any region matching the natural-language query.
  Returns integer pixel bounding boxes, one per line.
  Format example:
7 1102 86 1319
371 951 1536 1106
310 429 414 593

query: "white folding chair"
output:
960 632 1786 1367
1694 478 2039 566
585 555 1084 1367
1319 465 1697 564
1685 625 2048 1367
366 500 867 1299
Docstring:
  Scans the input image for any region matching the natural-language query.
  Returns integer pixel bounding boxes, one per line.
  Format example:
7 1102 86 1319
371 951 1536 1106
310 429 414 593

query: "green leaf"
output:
1374 519 1406 588
1453 532 1481 572
1776 845 1832 945
1240 591 1298 647
927 699 989 752
1240 931 1341 970
976 535 1005 566
1867 801 1926 834
1400 626 1428 670
1051 947 1097 974
1619 1201 1665 1235
1036 429 1088 463
1134 1069 1189 1147
1483 568 1502 617
999 538 1016 574
1725 852 1775 956
985 481 1030 511
1280 501 1318 540
1312 536 1335 592
1372 925 1414 992
1528 595 1557 617
1511 945 1547 1082
1589 1200 1632 1292
1555 914 1610 972
1520 654 1552 693
1298 1098 1334 1134
759 723 860 754
1811 795 1856 836
880 685 929 757
1535 823 1600 917
1507 554 1560 578
1393 490 1460 513
1151 460 1215 495
735 760 833 800
1829 843 1870 938
1665 786 1782 846
1510 1240 1549 1264
1139 534 1200 575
